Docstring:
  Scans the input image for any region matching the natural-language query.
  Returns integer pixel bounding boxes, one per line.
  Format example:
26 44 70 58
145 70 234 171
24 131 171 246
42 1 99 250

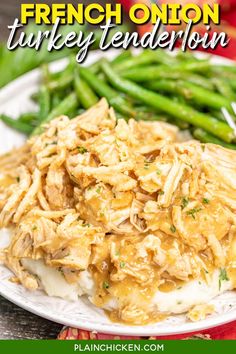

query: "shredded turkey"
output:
0 98 236 325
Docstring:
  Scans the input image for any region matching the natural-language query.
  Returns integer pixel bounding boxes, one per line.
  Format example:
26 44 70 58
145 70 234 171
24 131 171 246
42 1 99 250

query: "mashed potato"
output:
0 99 236 325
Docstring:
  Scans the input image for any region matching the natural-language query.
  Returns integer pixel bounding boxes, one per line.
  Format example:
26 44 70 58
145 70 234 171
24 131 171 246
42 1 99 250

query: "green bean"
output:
0 22 87 88
147 80 233 112
228 79 236 91
50 64 73 82
136 106 189 127
46 92 78 121
41 64 50 85
47 58 75 92
89 59 103 74
183 75 214 90
136 111 169 122
74 70 98 109
80 66 135 118
90 50 133 74
214 65 236 75
18 112 38 123
122 69 213 90
48 73 74 92
51 94 62 109
176 50 209 62
31 92 39 103
213 70 236 81
114 50 176 72
38 85 50 121
32 92 78 136
101 60 234 143
112 50 132 65
121 61 211 82
210 110 226 122
193 128 236 150
0 114 33 135
212 78 236 101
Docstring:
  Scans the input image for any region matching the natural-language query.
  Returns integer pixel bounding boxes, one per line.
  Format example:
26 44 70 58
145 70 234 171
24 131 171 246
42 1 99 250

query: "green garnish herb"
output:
159 190 165 195
120 261 126 268
103 281 110 289
96 186 102 194
77 146 88 154
181 197 189 210
186 207 202 219
219 268 229 290
16 176 20 183
82 222 90 227
170 225 176 233
32 225 37 231
203 198 210 204
156 169 161 175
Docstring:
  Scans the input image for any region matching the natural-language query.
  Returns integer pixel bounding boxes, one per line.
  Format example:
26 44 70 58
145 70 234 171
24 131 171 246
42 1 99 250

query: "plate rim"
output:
0 49 236 336
0 278 235 336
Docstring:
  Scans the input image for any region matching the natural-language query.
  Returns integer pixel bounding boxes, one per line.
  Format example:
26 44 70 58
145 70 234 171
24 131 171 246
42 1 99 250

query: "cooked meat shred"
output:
0 98 236 324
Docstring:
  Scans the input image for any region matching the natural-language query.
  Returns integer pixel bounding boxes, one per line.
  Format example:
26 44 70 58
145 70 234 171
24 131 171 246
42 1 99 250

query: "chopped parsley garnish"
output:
115 251 120 257
77 146 88 154
103 281 110 289
156 169 161 175
181 197 189 210
202 198 210 204
120 261 126 268
82 222 90 227
186 207 202 219
219 268 229 290
32 225 37 231
96 186 102 193
16 176 20 183
170 225 176 233
159 190 164 195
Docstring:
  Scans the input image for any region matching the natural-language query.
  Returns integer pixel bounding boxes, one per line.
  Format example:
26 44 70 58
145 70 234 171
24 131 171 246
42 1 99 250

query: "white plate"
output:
0 50 236 336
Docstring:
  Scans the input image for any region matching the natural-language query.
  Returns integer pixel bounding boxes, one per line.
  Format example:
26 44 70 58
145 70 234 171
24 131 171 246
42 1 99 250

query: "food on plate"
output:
1 49 236 150
0 99 235 325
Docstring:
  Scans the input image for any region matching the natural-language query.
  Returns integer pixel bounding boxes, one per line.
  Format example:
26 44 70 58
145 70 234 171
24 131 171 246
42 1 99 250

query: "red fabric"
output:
58 320 236 340
118 0 236 60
